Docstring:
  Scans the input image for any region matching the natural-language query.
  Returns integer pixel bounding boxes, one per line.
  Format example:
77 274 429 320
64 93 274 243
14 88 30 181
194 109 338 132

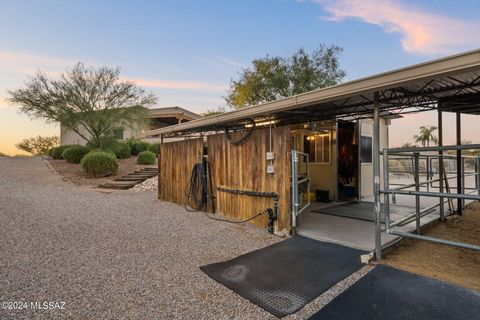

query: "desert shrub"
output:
131 141 150 156
137 151 156 165
111 141 131 159
86 135 118 151
147 142 161 156
51 145 73 159
61 145 90 163
125 137 140 149
81 151 118 177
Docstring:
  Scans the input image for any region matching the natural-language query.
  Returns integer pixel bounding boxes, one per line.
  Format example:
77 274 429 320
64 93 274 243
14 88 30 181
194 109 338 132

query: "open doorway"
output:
337 121 359 201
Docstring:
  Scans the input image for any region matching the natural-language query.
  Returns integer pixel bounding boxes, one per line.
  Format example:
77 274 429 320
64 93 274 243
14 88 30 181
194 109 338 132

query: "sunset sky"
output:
1 0 479 155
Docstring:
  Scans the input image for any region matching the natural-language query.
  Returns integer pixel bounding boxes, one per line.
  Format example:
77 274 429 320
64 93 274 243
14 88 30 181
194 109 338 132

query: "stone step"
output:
128 173 156 178
98 181 138 190
114 177 147 182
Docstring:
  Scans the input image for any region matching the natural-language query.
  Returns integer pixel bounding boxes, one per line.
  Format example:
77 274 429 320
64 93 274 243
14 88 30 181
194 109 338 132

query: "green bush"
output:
86 135 118 151
111 141 131 159
81 151 119 177
47 148 55 156
147 142 161 156
51 145 73 159
131 141 150 156
61 145 90 163
137 151 156 165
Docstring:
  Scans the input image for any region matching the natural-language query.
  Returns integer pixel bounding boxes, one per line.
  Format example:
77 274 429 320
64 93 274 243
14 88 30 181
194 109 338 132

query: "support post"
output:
414 152 421 234
438 109 445 221
477 156 480 196
383 148 390 233
373 92 382 260
456 112 462 215
462 157 466 209
291 150 299 235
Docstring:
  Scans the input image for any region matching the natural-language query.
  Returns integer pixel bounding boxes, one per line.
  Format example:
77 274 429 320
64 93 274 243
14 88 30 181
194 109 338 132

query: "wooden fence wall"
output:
207 127 292 232
158 138 205 205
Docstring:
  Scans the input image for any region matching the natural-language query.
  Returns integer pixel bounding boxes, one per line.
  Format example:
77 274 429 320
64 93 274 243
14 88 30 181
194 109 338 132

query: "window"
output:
303 133 330 164
360 136 372 163
113 128 124 140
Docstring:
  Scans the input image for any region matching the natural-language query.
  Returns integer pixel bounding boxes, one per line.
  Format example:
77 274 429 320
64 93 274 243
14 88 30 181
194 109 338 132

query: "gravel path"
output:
0 157 370 319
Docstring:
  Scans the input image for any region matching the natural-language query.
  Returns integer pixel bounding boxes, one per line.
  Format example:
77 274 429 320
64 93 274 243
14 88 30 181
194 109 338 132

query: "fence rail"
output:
382 145 480 252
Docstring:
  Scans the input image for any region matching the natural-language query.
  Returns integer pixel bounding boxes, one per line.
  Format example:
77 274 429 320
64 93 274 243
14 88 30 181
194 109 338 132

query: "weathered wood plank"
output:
206 127 292 232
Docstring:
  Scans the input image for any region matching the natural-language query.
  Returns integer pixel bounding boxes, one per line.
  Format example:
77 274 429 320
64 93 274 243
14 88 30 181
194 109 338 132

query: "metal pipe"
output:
291 150 298 234
388 229 480 251
456 112 462 215
438 108 445 221
426 156 430 192
381 189 480 200
383 148 390 232
387 144 480 153
373 92 382 260
462 157 466 209
477 157 480 196
414 152 421 234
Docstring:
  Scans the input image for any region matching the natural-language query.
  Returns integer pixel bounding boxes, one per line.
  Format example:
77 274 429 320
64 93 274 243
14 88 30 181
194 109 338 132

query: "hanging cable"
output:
224 118 256 145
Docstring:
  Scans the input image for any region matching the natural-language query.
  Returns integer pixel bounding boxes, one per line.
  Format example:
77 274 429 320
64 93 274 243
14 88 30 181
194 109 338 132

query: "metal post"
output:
383 148 390 233
477 157 480 196
426 156 430 192
373 92 382 260
456 112 462 215
438 109 445 221
462 157 466 209
414 152 421 234
291 150 298 235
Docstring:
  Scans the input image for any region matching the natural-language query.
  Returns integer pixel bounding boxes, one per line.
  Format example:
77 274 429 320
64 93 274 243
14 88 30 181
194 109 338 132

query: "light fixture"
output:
244 119 277 128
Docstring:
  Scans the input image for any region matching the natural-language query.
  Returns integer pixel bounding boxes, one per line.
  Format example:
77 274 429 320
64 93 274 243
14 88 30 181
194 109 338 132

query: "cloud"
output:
0 50 76 75
308 0 480 55
190 54 245 71
122 76 227 93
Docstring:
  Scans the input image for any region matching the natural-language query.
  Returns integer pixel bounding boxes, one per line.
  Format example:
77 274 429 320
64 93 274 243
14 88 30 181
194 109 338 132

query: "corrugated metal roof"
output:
147 49 480 137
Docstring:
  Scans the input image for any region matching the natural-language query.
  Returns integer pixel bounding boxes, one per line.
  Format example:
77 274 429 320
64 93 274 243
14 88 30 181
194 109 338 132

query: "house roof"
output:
146 49 480 137
147 106 202 121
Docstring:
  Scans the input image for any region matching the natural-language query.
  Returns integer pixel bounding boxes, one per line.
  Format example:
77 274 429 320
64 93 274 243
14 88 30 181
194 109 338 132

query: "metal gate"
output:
291 150 311 233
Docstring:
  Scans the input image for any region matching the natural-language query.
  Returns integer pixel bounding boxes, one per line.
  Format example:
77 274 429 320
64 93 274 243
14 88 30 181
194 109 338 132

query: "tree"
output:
226 44 346 109
16 135 59 155
8 63 157 149
413 125 438 147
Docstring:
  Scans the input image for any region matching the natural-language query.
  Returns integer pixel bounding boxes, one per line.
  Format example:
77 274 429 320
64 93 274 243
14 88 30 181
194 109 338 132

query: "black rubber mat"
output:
309 265 480 320
200 236 366 317
311 202 412 223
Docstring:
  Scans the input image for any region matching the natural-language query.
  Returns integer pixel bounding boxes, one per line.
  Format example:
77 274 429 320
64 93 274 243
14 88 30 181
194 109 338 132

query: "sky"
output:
0 0 479 155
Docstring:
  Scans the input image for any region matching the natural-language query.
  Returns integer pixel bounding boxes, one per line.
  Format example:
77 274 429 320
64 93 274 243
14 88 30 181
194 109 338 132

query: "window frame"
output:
302 132 331 165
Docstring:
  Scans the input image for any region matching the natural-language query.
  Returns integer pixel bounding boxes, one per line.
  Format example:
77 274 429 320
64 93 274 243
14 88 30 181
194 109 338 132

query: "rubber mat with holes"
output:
308 265 480 320
200 236 366 317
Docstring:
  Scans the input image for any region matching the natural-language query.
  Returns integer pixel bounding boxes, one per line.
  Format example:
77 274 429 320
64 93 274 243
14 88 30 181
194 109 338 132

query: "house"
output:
146 49 480 259
60 106 202 145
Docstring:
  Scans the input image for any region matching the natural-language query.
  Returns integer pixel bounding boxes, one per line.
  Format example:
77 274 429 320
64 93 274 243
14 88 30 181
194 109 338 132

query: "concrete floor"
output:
297 172 478 252
296 202 440 251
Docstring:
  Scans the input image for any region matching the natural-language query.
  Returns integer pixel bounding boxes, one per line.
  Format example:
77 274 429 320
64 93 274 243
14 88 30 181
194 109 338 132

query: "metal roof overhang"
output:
146 49 480 137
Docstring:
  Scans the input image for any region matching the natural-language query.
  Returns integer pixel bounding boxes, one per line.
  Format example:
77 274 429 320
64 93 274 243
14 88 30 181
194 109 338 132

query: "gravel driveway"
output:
0 157 368 319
